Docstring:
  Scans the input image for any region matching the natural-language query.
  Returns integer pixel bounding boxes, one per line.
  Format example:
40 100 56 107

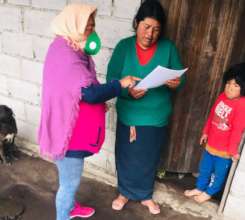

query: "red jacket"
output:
203 93 245 156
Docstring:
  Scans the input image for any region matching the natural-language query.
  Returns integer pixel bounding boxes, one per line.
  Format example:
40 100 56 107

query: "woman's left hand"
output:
165 77 181 89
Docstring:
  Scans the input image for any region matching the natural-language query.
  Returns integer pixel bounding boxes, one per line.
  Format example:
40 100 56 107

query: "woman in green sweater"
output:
106 0 185 214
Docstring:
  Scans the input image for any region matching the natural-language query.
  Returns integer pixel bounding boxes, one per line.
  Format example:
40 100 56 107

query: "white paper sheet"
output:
135 66 188 90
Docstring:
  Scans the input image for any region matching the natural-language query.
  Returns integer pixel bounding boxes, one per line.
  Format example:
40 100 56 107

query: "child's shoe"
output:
70 202 95 219
184 188 202 197
194 192 211 203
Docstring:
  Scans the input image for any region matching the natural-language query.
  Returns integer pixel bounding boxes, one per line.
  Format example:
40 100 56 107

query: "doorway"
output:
157 0 245 205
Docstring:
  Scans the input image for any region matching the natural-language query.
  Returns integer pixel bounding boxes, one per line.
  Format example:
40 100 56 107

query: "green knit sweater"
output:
106 36 185 126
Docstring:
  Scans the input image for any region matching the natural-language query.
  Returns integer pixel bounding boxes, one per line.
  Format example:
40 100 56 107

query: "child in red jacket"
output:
184 63 245 203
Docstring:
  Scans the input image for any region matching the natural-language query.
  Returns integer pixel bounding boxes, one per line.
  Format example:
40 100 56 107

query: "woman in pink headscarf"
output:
38 4 139 220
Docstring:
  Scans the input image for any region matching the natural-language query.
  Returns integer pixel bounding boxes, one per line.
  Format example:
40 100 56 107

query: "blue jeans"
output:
55 157 84 220
196 150 232 196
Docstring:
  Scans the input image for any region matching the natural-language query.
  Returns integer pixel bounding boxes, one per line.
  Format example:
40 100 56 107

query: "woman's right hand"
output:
128 87 147 99
119 76 141 89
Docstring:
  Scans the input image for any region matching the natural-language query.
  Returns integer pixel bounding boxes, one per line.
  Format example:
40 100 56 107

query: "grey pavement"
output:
0 154 211 220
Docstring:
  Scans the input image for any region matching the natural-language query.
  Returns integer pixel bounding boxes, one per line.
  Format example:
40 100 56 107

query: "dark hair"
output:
133 0 166 37
223 63 245 96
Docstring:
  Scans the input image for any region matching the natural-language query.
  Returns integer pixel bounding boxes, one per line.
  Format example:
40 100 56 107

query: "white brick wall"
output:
25 103 41 125
17 119 38 144
2 32 33 58
8 0 30 6
86 148 116 175
113 0 141 19
32 0 66 10
224 194 245 220
21 59 43 84
32 36 51 61
24 9 57 37
0 74 8 95
0 33 2 53
7 78 40 104
0 54 21 77
229 170 245 197
0 0 140 185
0 5 22 31
93 47 112 74
96 16 134 48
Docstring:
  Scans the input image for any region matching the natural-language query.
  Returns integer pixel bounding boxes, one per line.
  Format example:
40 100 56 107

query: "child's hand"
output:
232 154 240 161
200 134 208 145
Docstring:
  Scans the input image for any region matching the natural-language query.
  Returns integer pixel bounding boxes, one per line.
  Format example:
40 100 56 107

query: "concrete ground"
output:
0 153 213 220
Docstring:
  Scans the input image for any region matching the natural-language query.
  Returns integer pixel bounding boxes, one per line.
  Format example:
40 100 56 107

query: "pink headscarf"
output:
38 4 98 160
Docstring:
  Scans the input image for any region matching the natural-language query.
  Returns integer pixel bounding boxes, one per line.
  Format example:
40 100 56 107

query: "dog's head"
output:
0 105 17 136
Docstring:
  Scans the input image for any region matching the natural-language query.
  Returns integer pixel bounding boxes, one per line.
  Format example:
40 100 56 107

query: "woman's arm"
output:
82 81 121 104
82 76 140 104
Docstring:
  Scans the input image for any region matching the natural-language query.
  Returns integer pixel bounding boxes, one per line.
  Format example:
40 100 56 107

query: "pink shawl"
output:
38 36 98 160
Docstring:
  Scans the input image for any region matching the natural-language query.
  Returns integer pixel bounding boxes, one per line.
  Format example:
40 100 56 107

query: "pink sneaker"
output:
70 202 95 219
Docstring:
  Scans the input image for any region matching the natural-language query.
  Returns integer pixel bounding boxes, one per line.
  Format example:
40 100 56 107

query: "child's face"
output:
224 79 241 99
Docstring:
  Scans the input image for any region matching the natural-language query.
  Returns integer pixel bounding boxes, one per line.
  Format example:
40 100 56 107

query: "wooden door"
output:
159 0 245 172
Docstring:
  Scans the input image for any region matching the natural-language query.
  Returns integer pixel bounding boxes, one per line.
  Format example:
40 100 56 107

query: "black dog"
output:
0 105 18 164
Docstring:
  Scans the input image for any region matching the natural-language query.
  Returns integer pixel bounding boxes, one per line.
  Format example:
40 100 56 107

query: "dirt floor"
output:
0 153 211 220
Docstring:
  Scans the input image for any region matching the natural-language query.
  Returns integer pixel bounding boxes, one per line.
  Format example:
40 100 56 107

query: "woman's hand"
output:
200 134 208 145
165 77 181 89
119 76 141 88
128 87 147 99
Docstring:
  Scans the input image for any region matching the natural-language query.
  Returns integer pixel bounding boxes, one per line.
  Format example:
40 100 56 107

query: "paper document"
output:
135 66 188 90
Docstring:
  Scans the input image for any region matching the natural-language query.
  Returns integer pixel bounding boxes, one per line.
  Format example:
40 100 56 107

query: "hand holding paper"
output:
129 87 147 99
165 77 181 89
135 66 188 90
